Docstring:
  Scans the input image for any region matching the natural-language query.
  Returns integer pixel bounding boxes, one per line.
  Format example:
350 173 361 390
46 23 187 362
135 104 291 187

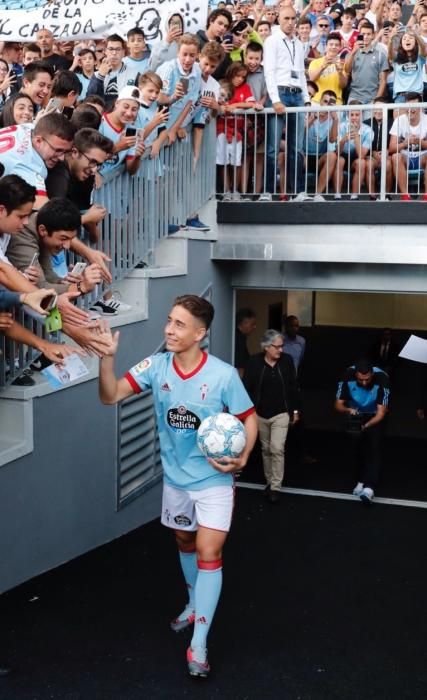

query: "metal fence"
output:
0 124 216 387
216 102 427 202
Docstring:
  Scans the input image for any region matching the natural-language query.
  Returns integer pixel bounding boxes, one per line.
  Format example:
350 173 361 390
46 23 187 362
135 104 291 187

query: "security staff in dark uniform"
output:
335 358 390 504
244 329 300 502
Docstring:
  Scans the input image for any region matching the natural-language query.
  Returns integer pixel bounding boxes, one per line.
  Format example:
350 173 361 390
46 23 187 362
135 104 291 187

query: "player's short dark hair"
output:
34 112 75 142
236 307 255 325
127 26 145 39
70 104 102 131
51 70 82 98
354 358 373 374
23 60 54 83
207 8 233 29
246 41 263 54
173 295 215 330
0 175 36 213
73 127 113 156
36 197 81 235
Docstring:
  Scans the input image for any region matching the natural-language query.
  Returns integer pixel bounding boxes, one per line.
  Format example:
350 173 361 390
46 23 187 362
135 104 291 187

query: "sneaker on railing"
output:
90 299 118 316
293 192 312 202
421 193 427 201
313 193 325 202
258 193 272 202
110 292 132 312
185 215 210 232
400 194 412 201
168 224 188 235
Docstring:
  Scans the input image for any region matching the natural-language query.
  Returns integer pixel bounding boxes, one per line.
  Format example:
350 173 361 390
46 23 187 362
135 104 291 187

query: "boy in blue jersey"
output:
156 33 202 142
98 295 257 678
124 27 151 76
335 358 390 504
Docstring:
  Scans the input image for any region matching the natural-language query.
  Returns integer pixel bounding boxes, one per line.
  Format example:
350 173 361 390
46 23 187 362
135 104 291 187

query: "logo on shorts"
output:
167 406 201 432
161 382 171 392
174 514 191 527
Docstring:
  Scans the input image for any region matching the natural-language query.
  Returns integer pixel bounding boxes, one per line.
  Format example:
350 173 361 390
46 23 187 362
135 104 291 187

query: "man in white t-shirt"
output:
389 93 427 200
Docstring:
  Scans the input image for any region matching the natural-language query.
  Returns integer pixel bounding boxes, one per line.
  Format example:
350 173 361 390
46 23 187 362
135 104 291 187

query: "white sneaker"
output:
110 293 132 312
258 193 272 202
293 192 312 202
222 192 232 201
313 193 325 202
333 194 342 200
352 482 364 497
350 194 359 201
360 486 374 504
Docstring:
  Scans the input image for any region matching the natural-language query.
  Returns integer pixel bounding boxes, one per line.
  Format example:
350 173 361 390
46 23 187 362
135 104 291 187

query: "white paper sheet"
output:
42 353 89 389
399 335 427 364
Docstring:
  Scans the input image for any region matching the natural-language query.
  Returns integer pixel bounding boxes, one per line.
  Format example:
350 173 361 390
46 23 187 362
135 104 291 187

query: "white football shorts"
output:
161 482 234 533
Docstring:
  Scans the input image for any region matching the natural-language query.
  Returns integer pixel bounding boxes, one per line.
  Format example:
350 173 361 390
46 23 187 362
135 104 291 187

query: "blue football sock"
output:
191 559 223 651
178 549 198 612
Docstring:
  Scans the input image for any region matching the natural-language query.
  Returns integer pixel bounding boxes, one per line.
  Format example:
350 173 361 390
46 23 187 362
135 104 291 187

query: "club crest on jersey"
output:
167 405 201 432
133 358 151 375
200 383 208 400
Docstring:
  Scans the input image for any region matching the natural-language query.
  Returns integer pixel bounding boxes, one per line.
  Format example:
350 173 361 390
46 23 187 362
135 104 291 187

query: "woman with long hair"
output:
389 29 427 103
0 92 34 127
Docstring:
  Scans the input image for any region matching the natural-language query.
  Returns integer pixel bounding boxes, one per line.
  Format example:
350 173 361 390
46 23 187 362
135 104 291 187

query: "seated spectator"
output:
70 48 96 101
124 27 151 76
22 43 41 67
50 69 82 111
0 58 17 108
307 80 320 101
308 32 348 104
335 105 374 199
337 7 359 50
305 89 339 199
156 33 202 140
0 92 34 127
87 33 139 109
217 62 258 199
388 29 426 102
389 93 427 201
99 86 145 180
345 21 388 104
364 100 393 198
149 12 185 72
20 61 54 110
36 28 72 71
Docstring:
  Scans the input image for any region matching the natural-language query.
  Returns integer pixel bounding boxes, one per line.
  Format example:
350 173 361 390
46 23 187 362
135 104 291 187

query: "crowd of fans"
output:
0 0 425 382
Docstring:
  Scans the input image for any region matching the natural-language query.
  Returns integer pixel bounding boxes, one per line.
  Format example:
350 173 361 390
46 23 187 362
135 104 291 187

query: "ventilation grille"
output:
117 389 162 509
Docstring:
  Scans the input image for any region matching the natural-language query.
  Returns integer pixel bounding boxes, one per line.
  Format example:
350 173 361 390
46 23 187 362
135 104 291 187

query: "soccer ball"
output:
197 413 247 460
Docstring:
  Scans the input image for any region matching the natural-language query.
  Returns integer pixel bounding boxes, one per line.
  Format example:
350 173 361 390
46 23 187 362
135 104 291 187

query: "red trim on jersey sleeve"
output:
124 371 142 394
125 155 135 160
36 189 47 196
234 406 255 422
173 350 208 380
197 559 223 571
103 113 123 134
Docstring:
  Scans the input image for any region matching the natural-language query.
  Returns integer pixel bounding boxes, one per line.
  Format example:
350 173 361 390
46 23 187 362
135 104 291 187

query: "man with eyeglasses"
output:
88 33 140 109
263 7 311 199
244 329 300 502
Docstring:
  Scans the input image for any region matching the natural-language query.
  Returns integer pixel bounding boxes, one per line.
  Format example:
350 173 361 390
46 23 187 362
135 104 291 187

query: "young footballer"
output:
98 295 257 678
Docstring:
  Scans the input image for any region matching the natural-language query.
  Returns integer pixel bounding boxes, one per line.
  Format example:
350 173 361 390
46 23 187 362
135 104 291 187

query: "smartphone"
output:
40 292 57 312
340 49 350 59
357 33 364 41
169 18 182 32
30 252 39 267
157 105 169 115
180 78 189 94
125 127 137 137
46 97 62 112
223 33 233 44
70 262 87 276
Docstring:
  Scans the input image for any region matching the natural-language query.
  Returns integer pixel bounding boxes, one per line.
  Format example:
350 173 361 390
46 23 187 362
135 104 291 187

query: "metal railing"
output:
0 124 216 387
216 103 427 202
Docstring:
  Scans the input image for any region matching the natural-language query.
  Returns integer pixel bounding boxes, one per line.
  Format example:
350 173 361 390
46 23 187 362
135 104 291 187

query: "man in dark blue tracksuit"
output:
335 358 390 504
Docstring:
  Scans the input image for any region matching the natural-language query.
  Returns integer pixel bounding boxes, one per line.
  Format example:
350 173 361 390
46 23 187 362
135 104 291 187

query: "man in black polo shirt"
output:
335 358 390 504
244 329 300 502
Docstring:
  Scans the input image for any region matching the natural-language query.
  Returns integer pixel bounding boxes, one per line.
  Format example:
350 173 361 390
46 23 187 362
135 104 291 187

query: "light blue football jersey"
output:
125 351 254 491
99 113 136 177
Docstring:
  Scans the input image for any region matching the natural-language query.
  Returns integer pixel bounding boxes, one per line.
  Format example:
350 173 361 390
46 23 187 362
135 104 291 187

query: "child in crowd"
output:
136 71 170 159
256 20 271 41
22 43 41 66
305 90 339 199
71 48 96 101
389 29 427 102
297 17 313 66
156 33 202 142
0 93 34 127
125 27 151 76
216 62 260 199
99 85 145 179
338 7 359 50
193 41 225 165
364 100 393 197
243 43 267 194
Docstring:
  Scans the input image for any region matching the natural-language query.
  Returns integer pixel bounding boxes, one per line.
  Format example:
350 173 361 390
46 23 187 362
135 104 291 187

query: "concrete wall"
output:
0 240 233 593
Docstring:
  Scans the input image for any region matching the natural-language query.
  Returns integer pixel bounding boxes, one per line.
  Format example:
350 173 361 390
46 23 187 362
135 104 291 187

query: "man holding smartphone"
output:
345 21 388 103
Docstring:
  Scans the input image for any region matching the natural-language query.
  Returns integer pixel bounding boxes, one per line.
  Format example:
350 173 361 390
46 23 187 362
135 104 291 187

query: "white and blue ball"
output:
197 412 247 460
